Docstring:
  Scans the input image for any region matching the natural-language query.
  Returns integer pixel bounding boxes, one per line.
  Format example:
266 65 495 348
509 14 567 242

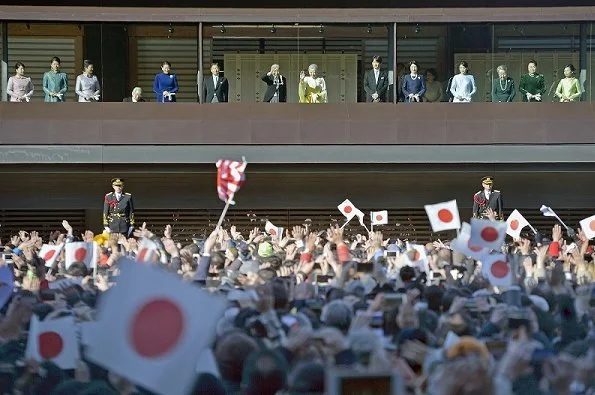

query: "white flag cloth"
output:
40 243 64 268
265 221 283 240
424 200 461 232
337 199 365 226
506 210 530 239
481 253 513 287
64 242 97 269
469 218 507 251
370 210 388 226
540 205 558 217
136 238 159 264
86 258 227 395
580 214 595 240
25 315 80 370
404 244 430 275
450 222 487 260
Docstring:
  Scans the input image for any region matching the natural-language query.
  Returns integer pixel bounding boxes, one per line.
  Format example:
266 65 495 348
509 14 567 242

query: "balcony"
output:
0 102 594 166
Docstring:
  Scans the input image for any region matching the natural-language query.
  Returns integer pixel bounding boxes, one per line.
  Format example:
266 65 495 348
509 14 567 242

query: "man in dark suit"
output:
203 63 228 103
363 56 389 102
123 87 145 103
261 64 287 103
472 176 503 220
103 178 135 236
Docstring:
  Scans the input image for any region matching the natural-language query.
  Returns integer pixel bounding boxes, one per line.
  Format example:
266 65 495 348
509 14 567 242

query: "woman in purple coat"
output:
152 61 179 103
402 61 426 103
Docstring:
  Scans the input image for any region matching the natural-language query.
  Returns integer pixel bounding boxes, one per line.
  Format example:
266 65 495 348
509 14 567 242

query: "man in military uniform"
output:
472 176 503 220
103 178 135 236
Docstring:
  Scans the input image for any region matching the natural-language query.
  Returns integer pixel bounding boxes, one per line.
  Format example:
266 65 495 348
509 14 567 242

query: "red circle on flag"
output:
269 228 277 236
137 248 149 262
344 206 353 214
43 250 56 261
437 209 454 223
376 215 383 221
510 220 519 231
590 220 595 232
74 247 87 262
467 240 483 252
38 331 64 359
412 250 421 261
129 299 184 358
480 227 499 242
490 261 509 278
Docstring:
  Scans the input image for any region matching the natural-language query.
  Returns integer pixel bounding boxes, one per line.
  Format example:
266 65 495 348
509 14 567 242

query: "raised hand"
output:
164 224 172 239
230 225 242 240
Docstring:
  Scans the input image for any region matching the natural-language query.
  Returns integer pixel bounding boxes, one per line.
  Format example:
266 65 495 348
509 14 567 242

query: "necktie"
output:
375 70 379 83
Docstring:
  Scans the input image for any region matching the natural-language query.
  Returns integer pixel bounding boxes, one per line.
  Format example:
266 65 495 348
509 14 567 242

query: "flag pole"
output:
340 219 350 230
217 193 234 228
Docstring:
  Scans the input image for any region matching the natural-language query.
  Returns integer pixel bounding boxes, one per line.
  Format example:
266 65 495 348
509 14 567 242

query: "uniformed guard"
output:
472 176 503 220
103 178 135 236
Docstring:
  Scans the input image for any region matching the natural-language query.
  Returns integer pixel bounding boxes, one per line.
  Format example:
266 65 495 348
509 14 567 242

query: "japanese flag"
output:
481 253 513 287
338 199 365 226
371 210 388 226
451 222 487 260
25 315 80 370
469 218 507 251
64 242 97 269
39 243 64 268
86 258 227 395
506 210 530 239
424 200 461 232
540 205 558 217
403 244 429 272
136 238 159 264
579 214 595 240
265 221 283 240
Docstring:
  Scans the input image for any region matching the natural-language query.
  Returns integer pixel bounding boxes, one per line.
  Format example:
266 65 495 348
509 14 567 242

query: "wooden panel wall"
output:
225 53 358 103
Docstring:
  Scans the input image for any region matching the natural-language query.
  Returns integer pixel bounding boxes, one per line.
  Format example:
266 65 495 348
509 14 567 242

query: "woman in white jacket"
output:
450 61 477 103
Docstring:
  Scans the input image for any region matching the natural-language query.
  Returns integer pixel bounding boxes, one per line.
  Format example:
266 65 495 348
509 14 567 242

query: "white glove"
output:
104 227 111 234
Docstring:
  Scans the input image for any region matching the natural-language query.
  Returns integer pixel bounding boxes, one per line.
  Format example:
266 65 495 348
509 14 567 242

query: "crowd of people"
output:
0 207 594 394
4 55 585 104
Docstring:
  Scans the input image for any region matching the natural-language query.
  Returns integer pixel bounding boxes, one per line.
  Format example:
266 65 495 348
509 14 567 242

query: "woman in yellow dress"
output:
555 64 582 102
299 64 328 103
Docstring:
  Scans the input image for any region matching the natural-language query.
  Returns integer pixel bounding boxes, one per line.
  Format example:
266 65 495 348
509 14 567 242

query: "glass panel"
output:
203 23 390 103
494 23 580 102
396 23 493 103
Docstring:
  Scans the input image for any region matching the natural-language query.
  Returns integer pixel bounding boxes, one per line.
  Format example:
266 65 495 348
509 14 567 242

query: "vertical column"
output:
1 22 8 102
579 23 587 101
198 22 203 103
389 22 396 103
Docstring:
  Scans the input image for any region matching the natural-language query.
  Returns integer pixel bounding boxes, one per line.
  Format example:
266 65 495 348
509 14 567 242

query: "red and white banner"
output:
370 210 388 226
86 258 227 395
216 159 247 204
481 253 513 287
338 199 365 225
40 243 64 268
580 214 595 240
450 222 487 260
64 242 97 269
26 315 80 370
506 210 530 239
424 200 461 232
265 221 283 240
469 218 507 251
136 238 159 264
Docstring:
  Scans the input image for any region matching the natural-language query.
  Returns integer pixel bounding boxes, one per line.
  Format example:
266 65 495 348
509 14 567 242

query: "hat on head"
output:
257 242 274 258
111 178 124 187
481 176 494 185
